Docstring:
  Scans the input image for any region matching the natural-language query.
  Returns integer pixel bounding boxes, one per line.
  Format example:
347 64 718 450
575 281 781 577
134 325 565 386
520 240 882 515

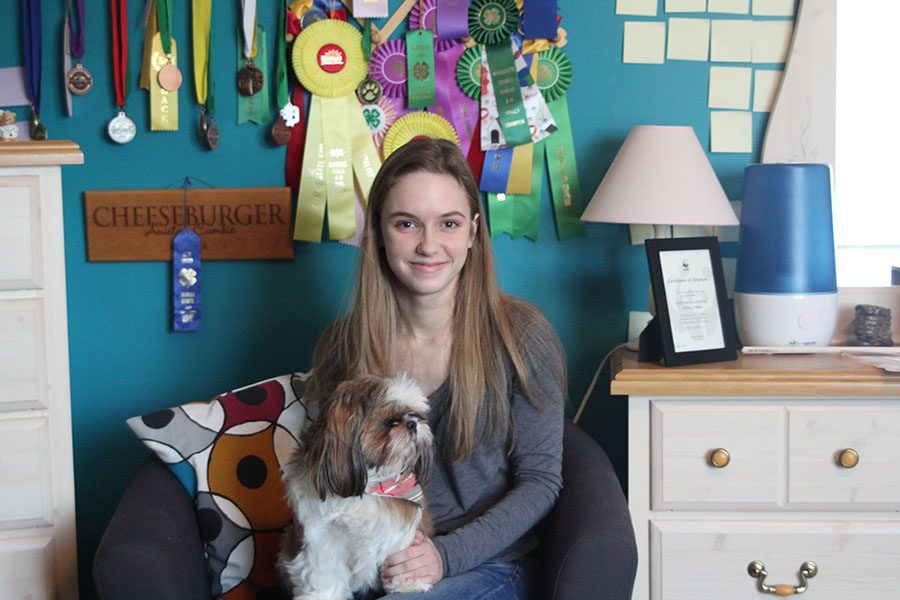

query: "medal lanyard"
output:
110 0 129 109
241 0 258 60
156 0 174 55
21 0 42 115
275 2 288 109
192 0 212 107
66 0 86 62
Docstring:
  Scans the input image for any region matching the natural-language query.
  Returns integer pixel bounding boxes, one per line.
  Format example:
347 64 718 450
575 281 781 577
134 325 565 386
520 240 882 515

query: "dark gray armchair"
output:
94 420 636 600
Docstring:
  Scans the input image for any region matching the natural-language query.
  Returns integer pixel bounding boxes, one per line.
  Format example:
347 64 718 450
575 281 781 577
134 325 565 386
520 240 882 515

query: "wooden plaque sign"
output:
84 187 294 261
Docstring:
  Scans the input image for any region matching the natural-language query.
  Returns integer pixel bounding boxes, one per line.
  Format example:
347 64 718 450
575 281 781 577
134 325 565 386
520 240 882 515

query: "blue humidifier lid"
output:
735 163 837 294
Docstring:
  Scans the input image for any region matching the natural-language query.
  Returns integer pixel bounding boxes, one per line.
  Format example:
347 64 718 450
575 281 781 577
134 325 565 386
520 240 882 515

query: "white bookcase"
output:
0 141 83 599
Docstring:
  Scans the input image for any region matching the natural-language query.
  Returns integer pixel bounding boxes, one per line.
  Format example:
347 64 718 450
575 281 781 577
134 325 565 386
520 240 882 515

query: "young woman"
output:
304 138 566 599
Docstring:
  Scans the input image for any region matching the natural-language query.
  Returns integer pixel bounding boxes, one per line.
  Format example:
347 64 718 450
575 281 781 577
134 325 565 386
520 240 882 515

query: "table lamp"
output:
734 163 837 347
581 125 739 350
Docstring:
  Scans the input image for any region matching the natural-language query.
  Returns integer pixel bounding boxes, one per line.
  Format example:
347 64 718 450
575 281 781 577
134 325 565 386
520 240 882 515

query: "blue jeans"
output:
379 555 539 600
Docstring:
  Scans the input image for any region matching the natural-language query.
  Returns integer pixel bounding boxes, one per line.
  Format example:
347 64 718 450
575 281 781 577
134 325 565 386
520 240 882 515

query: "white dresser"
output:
613 350 900 599
0 141 82 599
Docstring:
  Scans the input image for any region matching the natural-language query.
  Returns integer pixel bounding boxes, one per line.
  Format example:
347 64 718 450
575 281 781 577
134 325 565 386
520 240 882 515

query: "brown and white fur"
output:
279 374 434 600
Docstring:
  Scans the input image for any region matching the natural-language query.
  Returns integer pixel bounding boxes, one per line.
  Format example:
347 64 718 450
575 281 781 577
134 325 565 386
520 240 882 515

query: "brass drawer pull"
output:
837 448 859 469
747 560 817 596
708 448 731 468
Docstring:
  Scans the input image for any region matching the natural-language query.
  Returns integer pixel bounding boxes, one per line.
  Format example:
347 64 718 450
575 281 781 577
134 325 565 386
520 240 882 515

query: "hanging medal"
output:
237 0 264 96
173 180 202 332
147 0 179 131
192 0 219 149
155 0 183 91
22 0 47 140
271 3 297 145
108 0 137 143
65 0 92 96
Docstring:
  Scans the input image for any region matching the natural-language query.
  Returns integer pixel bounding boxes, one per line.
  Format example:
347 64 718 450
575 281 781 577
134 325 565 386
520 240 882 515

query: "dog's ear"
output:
415 440 433 486
312 378 377 500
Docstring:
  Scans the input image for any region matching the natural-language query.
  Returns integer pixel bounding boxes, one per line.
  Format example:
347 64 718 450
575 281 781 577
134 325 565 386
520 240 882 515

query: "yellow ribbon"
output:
506 143 534 195
150 34 179 130
192 0 211 105
140 0 159 90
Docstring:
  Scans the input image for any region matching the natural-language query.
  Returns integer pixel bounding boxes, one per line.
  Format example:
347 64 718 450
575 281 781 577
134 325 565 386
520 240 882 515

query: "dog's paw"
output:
383 578 433 594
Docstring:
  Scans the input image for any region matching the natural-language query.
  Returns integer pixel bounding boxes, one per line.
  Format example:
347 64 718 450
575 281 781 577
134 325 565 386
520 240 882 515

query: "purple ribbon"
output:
21 0 42 114
436 0 468 41
428 44 478 154
522 0 558 40
67 0 86 60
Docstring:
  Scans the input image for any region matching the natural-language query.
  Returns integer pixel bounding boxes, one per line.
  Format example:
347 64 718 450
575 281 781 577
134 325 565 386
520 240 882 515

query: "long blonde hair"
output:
307 138 566 460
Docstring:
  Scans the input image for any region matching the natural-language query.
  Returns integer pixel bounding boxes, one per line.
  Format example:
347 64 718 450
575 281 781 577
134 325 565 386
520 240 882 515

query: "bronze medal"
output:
356 76 383 105
205 117 220 150
66 63 93 95
271 116 292 145
237 62 264 96
158 62 183 92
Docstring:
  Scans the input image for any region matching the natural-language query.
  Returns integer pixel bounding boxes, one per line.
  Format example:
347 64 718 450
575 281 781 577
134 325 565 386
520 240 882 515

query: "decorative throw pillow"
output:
127 372 315 599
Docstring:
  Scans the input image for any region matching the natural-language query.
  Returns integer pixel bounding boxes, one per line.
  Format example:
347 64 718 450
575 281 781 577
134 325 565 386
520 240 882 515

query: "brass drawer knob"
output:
748 560 817 595
838 448 859 469
708 448 731 468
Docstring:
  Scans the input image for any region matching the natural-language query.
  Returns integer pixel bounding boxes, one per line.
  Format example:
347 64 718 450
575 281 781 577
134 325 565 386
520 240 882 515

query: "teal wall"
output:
2 1 784 598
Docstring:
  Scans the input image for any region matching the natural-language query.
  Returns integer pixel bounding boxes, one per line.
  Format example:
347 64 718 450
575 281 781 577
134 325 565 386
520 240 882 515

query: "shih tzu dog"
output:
279 374 434 600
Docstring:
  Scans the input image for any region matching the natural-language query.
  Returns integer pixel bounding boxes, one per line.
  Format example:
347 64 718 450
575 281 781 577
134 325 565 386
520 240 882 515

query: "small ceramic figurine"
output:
0 109 19 142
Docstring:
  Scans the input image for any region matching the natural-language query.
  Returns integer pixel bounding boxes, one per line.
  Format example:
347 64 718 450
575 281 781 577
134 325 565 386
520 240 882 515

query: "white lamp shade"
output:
581 125 739 226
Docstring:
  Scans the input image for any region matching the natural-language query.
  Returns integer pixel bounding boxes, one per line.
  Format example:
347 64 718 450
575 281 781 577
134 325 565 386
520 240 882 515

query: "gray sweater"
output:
426 328 565 577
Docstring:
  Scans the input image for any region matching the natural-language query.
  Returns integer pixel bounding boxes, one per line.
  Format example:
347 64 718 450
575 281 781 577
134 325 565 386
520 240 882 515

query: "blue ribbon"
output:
21 0 42 114
480 147 514 193
522 0 558 40
173 180 202 332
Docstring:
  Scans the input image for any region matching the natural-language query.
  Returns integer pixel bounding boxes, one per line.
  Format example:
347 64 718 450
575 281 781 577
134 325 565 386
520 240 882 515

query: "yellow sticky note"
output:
710 111 752 153
753 69 783 112
707 0 749 13
752 0 794 16
752 20 793 63
709 66 752 109
617 0 658 16
623 21 667 64
710 19 752 61
665 0 706 12
667 18 710 61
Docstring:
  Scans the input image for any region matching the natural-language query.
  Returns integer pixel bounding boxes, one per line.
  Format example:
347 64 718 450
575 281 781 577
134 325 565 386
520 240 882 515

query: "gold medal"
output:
157 60 183 91
66 63 94 95
237 61 264 96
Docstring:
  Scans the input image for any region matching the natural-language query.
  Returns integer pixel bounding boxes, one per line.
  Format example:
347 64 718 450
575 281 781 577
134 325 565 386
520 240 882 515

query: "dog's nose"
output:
406 420 417 432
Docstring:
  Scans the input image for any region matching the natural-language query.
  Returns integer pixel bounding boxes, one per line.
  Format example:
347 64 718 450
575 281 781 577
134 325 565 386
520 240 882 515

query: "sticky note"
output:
709 66 752 109
623 21 667 64
710 111 752 152
752 20 794 63
752 0 794 16
710 19 752 61
753 69 783 112
667 18 711 61
707 0 749 13
665 0 706 12
617 0 658 16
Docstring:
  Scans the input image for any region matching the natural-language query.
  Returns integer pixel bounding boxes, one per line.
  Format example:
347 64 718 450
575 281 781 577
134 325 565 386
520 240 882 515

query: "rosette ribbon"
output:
292 19 381 242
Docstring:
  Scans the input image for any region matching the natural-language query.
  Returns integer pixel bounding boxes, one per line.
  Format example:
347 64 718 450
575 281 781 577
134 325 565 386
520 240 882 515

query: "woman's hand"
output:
382 531 443 587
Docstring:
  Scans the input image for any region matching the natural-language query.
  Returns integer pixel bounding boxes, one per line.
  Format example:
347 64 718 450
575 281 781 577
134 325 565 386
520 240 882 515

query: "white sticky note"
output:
710 111 753 152
753 69 783 112
752 0 795 16
617 0 659 16
709 66 752 109
623 21 667 64
708 0 749 13
667 18 711 61
721 257 737 298
710 19 752 61
665 0 706 12
714 201 742 242
630 224 655 245
752 20 794 63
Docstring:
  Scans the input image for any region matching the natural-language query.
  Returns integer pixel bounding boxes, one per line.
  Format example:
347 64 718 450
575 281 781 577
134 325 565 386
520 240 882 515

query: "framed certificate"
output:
644 236 737 366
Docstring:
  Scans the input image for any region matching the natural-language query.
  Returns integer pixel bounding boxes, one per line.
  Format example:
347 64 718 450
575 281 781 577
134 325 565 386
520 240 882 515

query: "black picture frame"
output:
643 236 737 367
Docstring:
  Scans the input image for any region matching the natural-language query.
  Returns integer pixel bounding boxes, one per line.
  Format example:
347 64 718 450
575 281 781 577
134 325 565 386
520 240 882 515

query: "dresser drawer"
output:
788 404 900 507
651 402 782 509
652 519 900 600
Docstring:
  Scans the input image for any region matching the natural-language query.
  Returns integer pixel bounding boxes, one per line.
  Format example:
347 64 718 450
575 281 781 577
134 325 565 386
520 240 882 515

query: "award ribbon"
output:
22 0 46 140
353 0 388 18
468 0 518 45
543 96 583 240
522 0 557 40
487 139 541 240
483 42 531 147
428 43 478 154
382 112 458 158
150 33 179 130
173 180 202 332
192 0 218 147
406 29 436 108
237 27 269 124
436 0 469 40
480 147 513 193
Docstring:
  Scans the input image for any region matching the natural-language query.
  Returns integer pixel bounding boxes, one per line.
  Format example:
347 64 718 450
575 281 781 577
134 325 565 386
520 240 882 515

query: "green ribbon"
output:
488 140 543 240
156 0 174 54
487 193 512 237
275 5 288 108
406 29 436 109
236 26 269 124
544 97 585 240
362 18 372 61
484 42 531 147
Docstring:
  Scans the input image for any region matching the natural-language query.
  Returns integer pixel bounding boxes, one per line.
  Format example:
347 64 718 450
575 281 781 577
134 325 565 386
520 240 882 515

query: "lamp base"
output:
735 292 838 347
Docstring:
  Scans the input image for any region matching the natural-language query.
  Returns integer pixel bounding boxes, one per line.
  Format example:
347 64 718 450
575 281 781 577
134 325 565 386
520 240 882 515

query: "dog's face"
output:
303 374 433 500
